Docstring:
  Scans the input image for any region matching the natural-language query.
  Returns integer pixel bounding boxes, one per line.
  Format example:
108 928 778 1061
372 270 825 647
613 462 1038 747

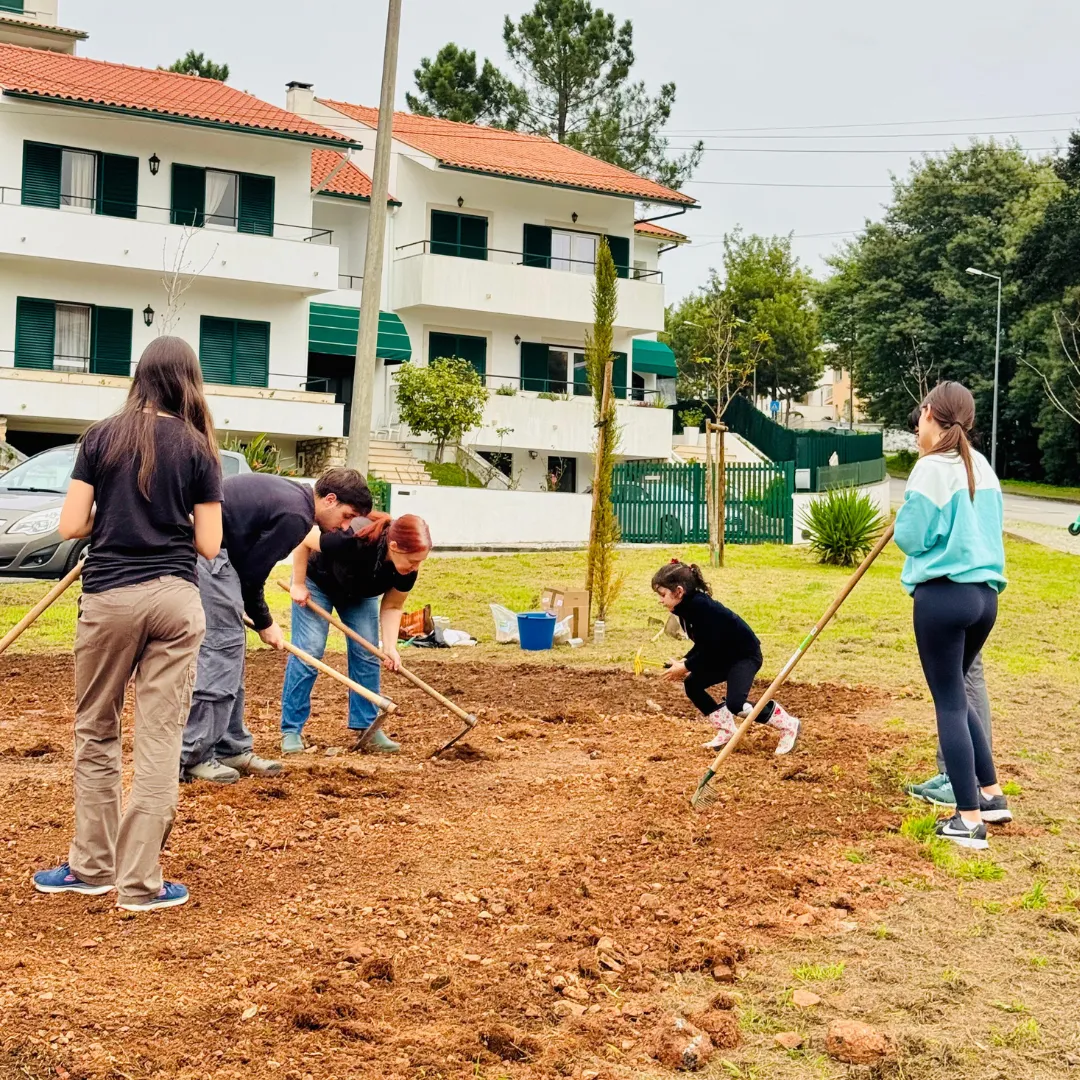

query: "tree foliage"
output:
405 43 524 127
584 239 623 622
164 51 230 81
394 358 489 463
408 0 701 189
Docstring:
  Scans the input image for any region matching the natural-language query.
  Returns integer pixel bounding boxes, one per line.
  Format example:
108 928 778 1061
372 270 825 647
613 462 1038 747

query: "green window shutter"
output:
14 298 56 370
22 142 62 209
430 210 458 256
429 332 486 378
458 213 488 260
98 153 139 219
199 316 235 385
90 306 133 376
521 341 549 393
233 320 270 387
0 1 25 12
171 164 206 226
238 173 275 236
523 224 552 268
428 331 456 362
604 234 631 279
612 352 628 399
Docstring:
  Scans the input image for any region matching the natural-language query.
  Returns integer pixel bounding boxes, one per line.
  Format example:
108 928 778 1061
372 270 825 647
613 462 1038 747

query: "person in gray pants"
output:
905 652 992 806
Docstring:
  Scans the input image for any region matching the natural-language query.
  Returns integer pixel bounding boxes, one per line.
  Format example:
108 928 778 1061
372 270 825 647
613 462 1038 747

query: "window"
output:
171 165 275 236
633 260 648 280
54 304 91 371
522 224 630 278
60 150 97 213
0 446 76 495
552 230 598 275
22 142 138 219
199 316 270 387
547 456 577 493
205 169 239 229
631 371 646 402
430 210 488 260
428 331 487 378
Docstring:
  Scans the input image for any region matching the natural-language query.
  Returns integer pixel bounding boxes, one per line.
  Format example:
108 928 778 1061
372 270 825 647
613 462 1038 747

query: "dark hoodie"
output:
674 590 761 673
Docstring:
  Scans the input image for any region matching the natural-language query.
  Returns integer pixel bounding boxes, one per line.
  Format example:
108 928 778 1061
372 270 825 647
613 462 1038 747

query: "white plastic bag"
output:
553 615 573 644
490 603 519 644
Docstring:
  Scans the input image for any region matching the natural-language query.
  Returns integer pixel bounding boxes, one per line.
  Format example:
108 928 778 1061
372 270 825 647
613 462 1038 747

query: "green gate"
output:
612 460 793 545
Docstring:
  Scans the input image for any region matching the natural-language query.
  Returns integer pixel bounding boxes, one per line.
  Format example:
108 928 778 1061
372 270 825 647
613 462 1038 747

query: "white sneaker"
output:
767 702 801 755
701 706 737 749
219 751 283 777
184 759 240 784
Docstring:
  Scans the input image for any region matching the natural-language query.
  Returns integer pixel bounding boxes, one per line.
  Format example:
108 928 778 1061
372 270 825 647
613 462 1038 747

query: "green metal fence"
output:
816 457 888 490
612 460 794 545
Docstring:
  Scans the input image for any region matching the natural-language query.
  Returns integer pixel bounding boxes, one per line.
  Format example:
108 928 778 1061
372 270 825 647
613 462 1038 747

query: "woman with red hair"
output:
280 512 432 753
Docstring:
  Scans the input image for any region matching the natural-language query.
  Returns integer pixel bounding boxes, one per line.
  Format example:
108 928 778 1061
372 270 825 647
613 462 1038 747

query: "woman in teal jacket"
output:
895 381 1010 850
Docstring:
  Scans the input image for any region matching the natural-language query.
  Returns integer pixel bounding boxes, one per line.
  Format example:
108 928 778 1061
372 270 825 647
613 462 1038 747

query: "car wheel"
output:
659 514 685 544
61 540 89 578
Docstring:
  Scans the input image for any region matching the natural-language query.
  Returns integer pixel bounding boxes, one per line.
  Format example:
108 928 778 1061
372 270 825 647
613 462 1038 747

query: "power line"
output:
662 109 1080 134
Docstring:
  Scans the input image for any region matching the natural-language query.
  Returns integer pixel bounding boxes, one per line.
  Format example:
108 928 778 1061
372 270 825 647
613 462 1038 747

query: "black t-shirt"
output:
73 415 223 594
675 590 761 673
307 518 417 605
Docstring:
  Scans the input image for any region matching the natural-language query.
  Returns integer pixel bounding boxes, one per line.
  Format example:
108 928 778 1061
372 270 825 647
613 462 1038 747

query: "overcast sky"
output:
80 0 1080 301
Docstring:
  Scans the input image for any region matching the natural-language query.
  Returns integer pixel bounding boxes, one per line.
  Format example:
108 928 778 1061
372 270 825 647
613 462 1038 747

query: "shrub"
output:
394 357 489 462
803 485 886 567
222 433 296 476
681 407 705 429
367 475 389 512
495 384 518 396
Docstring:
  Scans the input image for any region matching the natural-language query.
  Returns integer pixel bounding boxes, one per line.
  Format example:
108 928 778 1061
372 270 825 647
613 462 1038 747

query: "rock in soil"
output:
825 1019 898 1064
774 1032 804 1050
791 989 821 1008
647 1016 715 1071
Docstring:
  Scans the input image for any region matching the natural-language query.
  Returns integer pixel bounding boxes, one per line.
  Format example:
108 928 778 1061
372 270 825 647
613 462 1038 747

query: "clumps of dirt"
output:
479 1023 541 1062
1 741 60 758
668 937 748 978
358 956 395 983
257 785 289 800
690 1008 741 1049
436 743 490 762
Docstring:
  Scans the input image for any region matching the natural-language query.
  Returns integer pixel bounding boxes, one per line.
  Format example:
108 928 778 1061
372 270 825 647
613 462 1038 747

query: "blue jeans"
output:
280 581 382 734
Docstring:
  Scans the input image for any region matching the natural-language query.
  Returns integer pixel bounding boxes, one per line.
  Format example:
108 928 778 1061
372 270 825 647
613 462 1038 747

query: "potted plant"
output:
681 407 704 446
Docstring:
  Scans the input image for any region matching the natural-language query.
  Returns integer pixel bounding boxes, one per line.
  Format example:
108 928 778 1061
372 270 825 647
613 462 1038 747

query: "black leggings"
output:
685 655 762 717
913 580 998 812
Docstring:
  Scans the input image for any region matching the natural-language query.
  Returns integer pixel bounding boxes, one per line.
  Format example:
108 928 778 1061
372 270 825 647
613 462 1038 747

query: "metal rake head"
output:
689 769 721 812
632 647 666 677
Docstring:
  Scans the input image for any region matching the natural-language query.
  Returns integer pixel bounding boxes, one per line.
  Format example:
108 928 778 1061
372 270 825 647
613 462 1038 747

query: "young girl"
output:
653 560 800 755
895 381 1009 850
281 512 432 754
33 337 223 912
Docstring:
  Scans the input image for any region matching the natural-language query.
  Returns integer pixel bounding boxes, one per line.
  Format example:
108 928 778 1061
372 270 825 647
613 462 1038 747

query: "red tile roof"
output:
0 15 87 39
635 220 690 243
319 100 697 207
0 43 355 146
310 149 398 203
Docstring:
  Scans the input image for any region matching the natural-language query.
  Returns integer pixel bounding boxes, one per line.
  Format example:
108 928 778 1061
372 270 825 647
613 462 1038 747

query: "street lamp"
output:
966 266 1002 472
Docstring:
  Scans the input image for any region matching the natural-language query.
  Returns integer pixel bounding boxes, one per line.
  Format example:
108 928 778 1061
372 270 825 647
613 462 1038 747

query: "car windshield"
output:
0 446 77 494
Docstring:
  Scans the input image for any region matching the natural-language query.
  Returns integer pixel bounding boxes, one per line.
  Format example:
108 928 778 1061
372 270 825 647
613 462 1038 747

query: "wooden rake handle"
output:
278 581 473 724
0 561 82 657
244 613 396 713
703 524 895 776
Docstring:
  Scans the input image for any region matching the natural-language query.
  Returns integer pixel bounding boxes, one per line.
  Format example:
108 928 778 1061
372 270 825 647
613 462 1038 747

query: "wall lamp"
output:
142 305 155 327
149 153 161 176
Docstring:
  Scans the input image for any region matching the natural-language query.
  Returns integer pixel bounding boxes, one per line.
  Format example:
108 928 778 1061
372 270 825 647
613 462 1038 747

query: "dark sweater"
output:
674 591 761 673
221 474 315 630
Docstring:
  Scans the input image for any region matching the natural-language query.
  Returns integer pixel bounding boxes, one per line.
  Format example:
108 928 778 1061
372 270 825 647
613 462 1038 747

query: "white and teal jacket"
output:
894 449 1006 596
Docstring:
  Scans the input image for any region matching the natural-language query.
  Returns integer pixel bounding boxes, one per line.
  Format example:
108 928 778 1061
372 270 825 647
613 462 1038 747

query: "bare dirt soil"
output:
0 653 923 1079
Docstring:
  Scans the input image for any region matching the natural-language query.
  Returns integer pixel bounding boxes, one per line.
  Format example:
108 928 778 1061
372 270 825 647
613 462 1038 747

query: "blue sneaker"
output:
33 863 114 896
117 882 189 912
925 781 956 807
905 773 949 803
281 732 306 754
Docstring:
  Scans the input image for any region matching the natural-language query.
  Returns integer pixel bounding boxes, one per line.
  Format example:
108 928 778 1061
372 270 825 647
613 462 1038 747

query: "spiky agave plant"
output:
803 485 885 567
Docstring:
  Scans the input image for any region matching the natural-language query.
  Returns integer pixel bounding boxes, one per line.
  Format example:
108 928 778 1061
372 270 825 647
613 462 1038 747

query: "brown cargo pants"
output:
68 576 205 906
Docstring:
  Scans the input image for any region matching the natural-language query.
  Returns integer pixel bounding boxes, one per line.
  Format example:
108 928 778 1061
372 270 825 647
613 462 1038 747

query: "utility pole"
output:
346 0 402 473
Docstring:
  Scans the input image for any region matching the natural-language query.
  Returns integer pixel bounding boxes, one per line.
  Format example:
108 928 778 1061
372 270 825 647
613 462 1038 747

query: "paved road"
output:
889 477 1079 527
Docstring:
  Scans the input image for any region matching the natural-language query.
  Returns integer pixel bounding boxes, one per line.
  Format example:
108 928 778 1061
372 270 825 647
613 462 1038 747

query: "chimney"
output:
286 81 315 117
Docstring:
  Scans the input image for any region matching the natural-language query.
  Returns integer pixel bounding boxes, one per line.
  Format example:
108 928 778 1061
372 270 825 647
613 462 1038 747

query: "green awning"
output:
308 303 412 362
632 337 677 377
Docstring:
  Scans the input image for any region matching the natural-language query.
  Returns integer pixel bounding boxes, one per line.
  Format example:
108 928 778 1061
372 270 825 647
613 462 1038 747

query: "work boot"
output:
353 728 401 754
183 759 240 784
701 706 737 750
219 751 283 777
765 702 801 755
280 732 306 755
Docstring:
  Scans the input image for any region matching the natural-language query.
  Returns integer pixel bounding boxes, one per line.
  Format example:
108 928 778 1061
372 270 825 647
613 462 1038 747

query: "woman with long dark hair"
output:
280 512 432 754
33 337 223 911
895 381 1009 850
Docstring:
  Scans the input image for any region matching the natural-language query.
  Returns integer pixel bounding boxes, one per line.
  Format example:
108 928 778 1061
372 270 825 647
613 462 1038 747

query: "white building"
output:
292 87 693 492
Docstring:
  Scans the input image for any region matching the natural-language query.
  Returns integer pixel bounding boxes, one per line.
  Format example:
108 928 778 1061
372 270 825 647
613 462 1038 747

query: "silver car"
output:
0 444 251 579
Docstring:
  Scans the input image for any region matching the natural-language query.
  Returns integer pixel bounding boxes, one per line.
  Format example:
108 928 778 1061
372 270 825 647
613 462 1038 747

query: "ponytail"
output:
651 559 712 598
356 512 432 553
922 381 978 501
356 511 392 544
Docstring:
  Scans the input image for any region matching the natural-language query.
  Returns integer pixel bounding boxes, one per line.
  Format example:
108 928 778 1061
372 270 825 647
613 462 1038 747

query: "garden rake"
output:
277 582 477 756
244 614 398 746
632 615 682 676
690 524 895 812
0 562 83 658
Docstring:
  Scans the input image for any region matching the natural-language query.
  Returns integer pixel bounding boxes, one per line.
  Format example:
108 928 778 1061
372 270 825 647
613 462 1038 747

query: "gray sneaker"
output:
218 751 283 777
184 759 240 784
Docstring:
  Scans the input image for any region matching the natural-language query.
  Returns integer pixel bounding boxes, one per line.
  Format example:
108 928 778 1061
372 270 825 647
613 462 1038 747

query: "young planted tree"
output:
585 239 623 624
394 357 489 463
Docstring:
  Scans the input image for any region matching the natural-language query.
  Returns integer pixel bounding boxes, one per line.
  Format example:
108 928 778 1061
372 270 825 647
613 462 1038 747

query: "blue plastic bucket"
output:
517 611 556 651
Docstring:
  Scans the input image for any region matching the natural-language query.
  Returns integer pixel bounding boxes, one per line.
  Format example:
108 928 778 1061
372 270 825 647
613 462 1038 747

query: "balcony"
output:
391 243 665 334
0 365 344 440
0 188 339 294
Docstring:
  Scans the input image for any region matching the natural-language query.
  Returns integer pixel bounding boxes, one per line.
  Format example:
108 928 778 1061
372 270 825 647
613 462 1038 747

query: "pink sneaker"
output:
702 706 737 749
767 702 801 755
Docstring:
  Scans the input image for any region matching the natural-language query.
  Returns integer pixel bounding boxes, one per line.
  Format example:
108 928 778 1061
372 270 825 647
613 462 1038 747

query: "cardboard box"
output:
540 588 592 640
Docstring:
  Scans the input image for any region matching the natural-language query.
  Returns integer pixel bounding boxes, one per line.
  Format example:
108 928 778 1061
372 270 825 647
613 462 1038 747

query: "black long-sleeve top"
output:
221 474 315 630
674 590 761 673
